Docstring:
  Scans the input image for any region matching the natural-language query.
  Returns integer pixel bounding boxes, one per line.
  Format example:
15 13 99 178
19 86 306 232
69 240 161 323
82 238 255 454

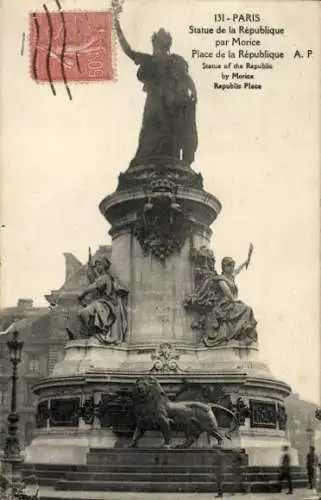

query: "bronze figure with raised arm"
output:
185 243 257 347
112 0 198 166
204 243 257 346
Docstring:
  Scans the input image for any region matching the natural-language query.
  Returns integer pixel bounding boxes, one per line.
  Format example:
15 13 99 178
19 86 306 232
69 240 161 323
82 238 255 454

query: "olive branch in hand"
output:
246 242 254 269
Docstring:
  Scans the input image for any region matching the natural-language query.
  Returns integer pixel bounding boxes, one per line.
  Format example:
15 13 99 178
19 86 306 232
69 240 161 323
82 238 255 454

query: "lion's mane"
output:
132 376 168 425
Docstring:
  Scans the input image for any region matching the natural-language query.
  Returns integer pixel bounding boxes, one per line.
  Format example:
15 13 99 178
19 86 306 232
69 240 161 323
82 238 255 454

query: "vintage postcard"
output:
0 0 320 497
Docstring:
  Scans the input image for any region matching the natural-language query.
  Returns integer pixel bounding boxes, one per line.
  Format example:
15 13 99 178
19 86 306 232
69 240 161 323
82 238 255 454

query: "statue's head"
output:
133 376 167 407
151 28 172 54
94 256 111 274
221 256 235 275
135 375 160 394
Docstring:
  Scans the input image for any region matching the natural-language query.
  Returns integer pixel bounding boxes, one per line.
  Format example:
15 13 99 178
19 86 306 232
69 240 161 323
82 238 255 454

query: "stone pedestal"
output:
25 338 298 467
99 163 221 347
24 428 117 465
24 160 299 487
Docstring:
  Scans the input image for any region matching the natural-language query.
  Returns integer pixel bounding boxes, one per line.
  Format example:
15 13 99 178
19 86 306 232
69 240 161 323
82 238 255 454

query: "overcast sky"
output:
1 0 320 403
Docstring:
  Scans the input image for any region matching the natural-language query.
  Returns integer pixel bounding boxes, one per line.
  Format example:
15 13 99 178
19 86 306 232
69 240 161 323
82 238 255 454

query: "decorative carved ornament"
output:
133 175 191 261
150 343 182 373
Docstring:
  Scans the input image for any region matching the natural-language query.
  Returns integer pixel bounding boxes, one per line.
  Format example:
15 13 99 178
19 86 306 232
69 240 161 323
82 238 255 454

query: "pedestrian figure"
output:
215 448 225 497
306 446 317 489
278 445 293 494
233 451 246 494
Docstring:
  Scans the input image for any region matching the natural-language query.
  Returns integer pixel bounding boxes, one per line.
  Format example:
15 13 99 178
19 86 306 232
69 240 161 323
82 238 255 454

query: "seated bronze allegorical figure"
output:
185 244 258 347
66 251 129 345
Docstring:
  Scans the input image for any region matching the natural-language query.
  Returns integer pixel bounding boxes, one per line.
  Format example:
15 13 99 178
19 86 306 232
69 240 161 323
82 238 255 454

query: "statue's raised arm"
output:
111 0 198 166
234 243 254 276
112 0 138 62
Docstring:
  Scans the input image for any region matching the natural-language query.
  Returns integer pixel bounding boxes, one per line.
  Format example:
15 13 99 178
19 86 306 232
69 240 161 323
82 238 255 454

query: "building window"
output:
0 388 8 407
28 354 40 373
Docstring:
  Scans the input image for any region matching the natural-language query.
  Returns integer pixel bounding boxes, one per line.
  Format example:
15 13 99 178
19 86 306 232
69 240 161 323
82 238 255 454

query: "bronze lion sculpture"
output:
129 376 239 448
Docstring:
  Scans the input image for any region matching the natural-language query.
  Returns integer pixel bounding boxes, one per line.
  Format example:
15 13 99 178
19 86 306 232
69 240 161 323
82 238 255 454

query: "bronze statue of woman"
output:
112 0 198 166
185 244 257 346
203 244 258 347
66 255 128 345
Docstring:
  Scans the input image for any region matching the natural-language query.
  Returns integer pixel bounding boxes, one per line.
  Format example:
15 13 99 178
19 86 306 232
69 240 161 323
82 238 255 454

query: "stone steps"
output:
20 463 304 474
21 471 305 483
86 447 247 466
36 490 313 500
19 447 307 493
61 471 305 481
20 463 305 475
53 479 307 493
20 466 307 493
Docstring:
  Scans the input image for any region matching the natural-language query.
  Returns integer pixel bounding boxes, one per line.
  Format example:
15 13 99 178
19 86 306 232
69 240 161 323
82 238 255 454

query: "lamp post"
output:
3 329 24 482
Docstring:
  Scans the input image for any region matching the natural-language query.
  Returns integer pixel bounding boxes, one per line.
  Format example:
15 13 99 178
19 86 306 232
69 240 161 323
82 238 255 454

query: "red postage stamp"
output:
29 10 114 84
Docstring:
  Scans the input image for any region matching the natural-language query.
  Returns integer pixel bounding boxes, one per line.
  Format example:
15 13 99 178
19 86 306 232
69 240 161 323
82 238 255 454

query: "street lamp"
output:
3 329 24 478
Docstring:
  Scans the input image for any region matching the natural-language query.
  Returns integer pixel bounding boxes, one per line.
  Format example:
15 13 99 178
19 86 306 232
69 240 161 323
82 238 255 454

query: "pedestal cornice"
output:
99 186 222 229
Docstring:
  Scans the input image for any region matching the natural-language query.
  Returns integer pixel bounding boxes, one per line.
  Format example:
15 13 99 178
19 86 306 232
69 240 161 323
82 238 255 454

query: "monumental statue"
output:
66 250 129 344
128 376 239 448
112 0 198 165
185 243 258 346
21 1 297 485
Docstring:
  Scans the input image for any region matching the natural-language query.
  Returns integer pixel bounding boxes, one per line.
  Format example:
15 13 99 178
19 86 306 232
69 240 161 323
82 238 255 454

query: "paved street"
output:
38 488 320 500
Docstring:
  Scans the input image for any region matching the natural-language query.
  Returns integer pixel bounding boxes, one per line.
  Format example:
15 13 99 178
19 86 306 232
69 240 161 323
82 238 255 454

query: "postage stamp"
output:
29 10 114 83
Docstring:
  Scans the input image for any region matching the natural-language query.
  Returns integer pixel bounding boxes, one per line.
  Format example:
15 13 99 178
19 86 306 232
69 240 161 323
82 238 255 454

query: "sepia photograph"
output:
0 0 320 499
